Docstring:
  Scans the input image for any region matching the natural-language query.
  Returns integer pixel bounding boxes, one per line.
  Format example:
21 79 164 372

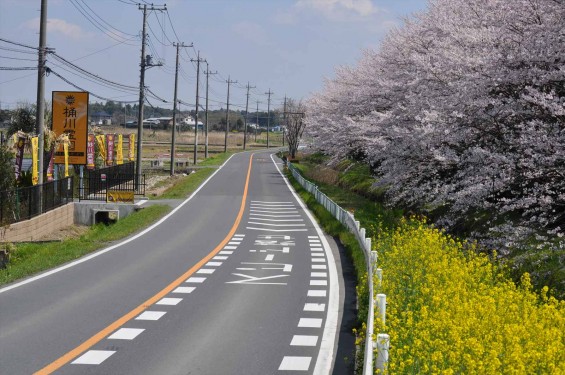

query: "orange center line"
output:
34 153 254 375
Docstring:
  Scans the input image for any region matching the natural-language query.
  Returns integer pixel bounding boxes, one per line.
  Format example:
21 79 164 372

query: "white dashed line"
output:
219 251 234 255
304 303 326 312
310 280 328 286
307 290 327 297
310 247 323 251
206 261 223 267
214 256 228 260
135 311 166 321
72 350 115 365
290 335 318 347
197 268 215 274
265 254 274 261
173 286 196 294
311 265 327 270
246 227 308 232
311 253 325 257
278 356 312 371
186 277 206 283
108 328 145 340
298 318 323 328
234 234 245 237
311 248 323 252
228 242 241 245
308 236 319 238
156 297 183 306
311 258 326 263
224 246 237 249
311 272 327 278
248 222 306 227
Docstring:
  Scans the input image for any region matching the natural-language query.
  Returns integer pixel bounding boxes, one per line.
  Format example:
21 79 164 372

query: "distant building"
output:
90 111 112 125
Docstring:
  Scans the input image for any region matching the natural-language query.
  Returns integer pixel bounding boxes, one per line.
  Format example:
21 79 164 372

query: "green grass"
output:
0 204 170 286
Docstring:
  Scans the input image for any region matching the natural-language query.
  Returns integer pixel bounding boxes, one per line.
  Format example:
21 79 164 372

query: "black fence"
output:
79 162 145 201
0 177 74 226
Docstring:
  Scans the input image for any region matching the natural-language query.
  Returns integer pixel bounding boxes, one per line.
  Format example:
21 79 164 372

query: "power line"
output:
0 37 37 50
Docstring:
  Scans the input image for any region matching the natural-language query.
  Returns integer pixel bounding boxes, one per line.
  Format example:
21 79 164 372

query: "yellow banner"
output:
116 134 123 165
107 190 134 203
52 91 89 165
63 142 69 177
96 134 106 162
31 136 38 185
128 133 135 161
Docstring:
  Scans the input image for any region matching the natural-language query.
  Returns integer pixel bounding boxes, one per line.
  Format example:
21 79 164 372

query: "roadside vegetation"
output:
288 152 565 374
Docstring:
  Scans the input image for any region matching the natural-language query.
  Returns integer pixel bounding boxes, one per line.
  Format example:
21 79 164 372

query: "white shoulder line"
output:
269 153 339 375
0 154 238 295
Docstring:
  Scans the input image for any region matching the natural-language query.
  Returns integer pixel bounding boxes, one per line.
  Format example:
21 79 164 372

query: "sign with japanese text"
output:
106 134 114 166
87 134 95 169
128 133 135 161
53 91 88 165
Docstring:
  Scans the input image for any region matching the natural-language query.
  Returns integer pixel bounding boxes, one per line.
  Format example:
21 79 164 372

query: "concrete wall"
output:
1 203 75 243
74 201 138 226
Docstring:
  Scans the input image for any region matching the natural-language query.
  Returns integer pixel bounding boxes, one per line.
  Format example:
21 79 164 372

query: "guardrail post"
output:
371 251 378 270
366 237 372 251
376 268 383 286
376 293 386 326
375 333 390 374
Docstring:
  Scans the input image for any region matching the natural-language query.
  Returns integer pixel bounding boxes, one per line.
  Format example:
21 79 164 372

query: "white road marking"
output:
241 262 292 272
214 256 228 260
311 272 328 278
311 253 325 257
224 246 237 249
250 207 297 210
219 251 234 255
251 200 293 204
248 222 306 227
311 258 326 263
173 286 196 294
311 265 327 270
228 242 241 245
249 217 304 222
250 210 299 214
310 247 323 250
246 227 308 232
308 236 319 239
265 254 274 261
304 303 326 312
186 277 206 283
236 267 257 271
206 261 223 267
226 273 289 285
311 248 323 252
290 335 319 347
308 290 327 297
72 350 115 365
135 311 166 321
278 356 312 371
310 280 328 286
156 297 182 305
108 328 145 340
249 213 301 218
298 318 323 328
196 268 215 274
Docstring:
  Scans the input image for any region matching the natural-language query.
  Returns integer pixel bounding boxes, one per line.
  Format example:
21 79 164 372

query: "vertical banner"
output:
63 142 69 177
106 134 115 166
86 134 95 169
31 136 39 185
14 136 25 180
46 147 55 182
116 134 123 165
95 134 106 164
128 133 135 161
52 91 89 165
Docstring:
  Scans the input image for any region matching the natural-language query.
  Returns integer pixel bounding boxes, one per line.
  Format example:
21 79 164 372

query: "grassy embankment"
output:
0 152 233 286
288 152 565 374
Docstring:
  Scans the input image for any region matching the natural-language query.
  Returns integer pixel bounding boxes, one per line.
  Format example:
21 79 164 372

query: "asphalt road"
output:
0 151 355 375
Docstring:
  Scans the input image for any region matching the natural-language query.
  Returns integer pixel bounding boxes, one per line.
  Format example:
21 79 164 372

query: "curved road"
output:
0 151 354 374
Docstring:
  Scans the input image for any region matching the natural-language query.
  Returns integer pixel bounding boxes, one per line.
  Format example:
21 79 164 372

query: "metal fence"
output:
79 162 145 201
0 177 74 225
287 162 383 375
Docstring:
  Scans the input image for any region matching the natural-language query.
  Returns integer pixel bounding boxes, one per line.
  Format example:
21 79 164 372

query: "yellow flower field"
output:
373 220 565 374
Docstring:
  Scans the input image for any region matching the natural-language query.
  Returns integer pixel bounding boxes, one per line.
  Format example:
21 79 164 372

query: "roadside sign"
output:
53 91 89 165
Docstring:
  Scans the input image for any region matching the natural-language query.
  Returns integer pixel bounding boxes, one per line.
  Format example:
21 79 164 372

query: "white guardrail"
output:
287 162 389 374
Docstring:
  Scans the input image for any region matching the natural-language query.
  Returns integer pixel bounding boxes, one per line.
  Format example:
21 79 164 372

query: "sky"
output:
0 0 428 114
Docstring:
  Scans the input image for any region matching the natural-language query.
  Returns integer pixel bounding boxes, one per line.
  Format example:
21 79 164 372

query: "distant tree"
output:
235 118 244 131
0 145 14 192
284 99 306 159
8 103 35 136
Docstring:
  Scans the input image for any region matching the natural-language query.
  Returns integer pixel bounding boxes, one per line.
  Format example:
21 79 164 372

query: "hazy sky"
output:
0 0 428 113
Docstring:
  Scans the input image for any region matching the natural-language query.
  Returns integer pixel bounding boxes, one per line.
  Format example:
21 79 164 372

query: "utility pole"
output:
243 82 255 150
204 63 217 159
265 89 273 148
224 76 237 153
136 3 166 188
283 95 287 147
191 52 205 165
255 100 261 142
35 0 47 213
171 42 189 176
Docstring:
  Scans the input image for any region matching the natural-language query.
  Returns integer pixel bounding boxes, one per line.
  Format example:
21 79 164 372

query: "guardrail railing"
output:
287 162 385 374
